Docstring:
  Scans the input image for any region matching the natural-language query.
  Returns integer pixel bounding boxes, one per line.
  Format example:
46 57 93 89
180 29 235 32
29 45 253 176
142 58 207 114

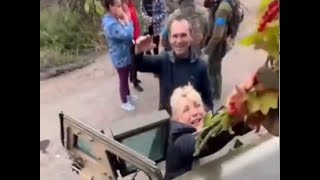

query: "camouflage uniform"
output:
204 0 242 99
161 0 209 56
165 0 179 15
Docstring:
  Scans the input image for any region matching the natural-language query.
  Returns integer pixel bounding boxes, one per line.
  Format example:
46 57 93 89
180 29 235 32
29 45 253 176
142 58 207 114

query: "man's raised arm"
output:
134 35 164 74
134 53 163 74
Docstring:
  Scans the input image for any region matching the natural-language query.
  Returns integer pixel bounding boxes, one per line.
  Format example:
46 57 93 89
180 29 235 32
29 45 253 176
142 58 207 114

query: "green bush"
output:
40 5 96 54
40 0 146 71
40 48 77 70
40 4 106 71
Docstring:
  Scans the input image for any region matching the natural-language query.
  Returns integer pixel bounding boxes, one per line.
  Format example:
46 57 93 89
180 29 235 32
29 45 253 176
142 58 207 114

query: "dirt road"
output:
40 0 268 179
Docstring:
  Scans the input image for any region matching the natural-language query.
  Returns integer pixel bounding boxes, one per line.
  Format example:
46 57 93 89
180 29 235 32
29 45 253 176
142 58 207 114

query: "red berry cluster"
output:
258 0 279 32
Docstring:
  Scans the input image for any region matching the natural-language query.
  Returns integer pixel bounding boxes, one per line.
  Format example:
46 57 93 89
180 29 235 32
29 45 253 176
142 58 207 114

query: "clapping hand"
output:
134 35 156 54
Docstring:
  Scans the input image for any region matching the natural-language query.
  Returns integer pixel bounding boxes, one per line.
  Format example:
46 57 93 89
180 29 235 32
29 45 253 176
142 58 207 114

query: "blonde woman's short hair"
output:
170 84 204 120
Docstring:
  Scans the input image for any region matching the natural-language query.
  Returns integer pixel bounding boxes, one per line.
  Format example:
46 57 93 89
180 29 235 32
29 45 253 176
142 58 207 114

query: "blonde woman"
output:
164 84 205 180
164 84 252 180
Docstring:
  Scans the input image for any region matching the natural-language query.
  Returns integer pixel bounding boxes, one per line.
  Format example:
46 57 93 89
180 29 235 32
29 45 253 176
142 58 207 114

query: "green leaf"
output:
240 34 258 46
94 1 105 16
210 125 223 137
247 23 279 60
84 1 90 13
195 109 234 156
247 92 260 113
259 92 278 114
204 112 213 127
259 0 273 14
204 110 227 127
221 113 231 131
247 91 278 115
194 124 222 156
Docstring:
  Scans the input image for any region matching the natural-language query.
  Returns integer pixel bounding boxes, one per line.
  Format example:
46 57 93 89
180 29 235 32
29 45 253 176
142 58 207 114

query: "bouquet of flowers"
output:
195 0 279 156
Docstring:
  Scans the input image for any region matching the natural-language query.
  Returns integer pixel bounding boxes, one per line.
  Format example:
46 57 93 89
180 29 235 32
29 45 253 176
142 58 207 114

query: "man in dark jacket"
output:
134 15 213 114
161 0 209 55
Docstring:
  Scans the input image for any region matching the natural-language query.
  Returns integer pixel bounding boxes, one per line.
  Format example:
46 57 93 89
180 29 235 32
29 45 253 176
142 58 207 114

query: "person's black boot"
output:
134 83 144 92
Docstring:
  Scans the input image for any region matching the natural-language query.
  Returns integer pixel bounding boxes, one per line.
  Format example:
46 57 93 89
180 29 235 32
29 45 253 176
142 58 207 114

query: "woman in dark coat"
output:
165 85 252 180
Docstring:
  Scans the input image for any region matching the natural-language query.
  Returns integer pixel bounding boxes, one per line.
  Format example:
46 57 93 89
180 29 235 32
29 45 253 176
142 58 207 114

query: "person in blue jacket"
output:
102 0 137 111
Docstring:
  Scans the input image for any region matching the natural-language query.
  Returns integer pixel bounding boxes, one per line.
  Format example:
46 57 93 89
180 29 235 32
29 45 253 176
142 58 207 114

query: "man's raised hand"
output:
134 35 156 54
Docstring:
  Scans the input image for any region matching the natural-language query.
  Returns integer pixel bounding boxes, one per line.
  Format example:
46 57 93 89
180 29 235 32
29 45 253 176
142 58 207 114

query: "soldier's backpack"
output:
205 0 244 39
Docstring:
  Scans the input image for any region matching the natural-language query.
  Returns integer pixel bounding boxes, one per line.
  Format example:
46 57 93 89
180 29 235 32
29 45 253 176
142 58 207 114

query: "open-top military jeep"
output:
59 110 279 180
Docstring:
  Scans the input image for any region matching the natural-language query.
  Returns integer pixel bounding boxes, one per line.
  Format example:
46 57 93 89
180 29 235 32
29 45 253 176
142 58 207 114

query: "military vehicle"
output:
59 110 279 180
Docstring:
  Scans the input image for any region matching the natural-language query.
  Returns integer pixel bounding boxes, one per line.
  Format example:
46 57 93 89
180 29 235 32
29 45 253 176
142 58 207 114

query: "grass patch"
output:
40 0 146 76
40 49 78 71
40 4 105 72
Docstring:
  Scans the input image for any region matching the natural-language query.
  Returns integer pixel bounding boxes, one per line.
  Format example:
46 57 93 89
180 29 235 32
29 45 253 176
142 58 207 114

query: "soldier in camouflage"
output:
165 0 179 16
204 0 243 99
161 0 209 56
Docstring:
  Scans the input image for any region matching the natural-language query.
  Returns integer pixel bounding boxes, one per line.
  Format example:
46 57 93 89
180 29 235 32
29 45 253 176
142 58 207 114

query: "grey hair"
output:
170 84 203 120
168 15 193 35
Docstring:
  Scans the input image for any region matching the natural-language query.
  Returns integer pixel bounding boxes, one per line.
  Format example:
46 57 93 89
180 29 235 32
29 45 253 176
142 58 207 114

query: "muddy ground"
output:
40 0 270 179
